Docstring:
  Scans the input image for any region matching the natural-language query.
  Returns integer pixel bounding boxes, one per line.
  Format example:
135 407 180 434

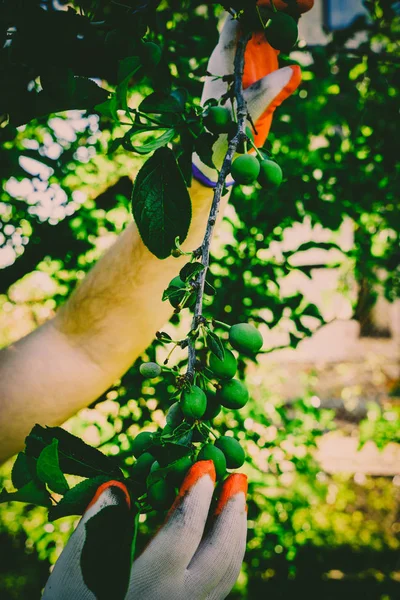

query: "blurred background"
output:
0 0 399 598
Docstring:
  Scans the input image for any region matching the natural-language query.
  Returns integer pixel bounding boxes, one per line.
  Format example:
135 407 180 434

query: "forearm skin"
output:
0 180 227 462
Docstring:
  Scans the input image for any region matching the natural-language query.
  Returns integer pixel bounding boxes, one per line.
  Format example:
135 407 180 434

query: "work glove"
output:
42 461 248 600
192 0 315 187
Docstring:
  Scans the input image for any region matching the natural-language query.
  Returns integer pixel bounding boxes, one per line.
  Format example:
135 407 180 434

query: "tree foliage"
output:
0 0 399 598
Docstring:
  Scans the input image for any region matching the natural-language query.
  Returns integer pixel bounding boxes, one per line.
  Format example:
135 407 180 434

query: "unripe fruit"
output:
167 456 192 486
180 385 207 419
166 402 184 428
150 460 160 473
203 391 222 421
168 276 196 309
231 155 260 185
229 323 264 354
147 479 176 510
265 13 298 53
218 379 249 410
130 452 155 481
197 444 226 479
209 349 237 379
215 436 245 469
258 159 283 187
131 431 154 458
139 362 162 378
142 41 162 66
203 106 232 134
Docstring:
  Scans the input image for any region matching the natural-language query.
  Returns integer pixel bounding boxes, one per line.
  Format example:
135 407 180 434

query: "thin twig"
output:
186 29 251 380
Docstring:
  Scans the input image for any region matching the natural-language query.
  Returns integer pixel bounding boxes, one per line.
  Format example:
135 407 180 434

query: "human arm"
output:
0 2 311 463
0 181 216 462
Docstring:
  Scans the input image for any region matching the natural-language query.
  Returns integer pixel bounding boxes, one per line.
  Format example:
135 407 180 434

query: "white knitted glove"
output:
192 15 301 187
42 461 247 600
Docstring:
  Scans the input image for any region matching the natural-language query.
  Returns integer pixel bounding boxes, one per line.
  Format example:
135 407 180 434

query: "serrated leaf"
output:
179 262 204 282
131 147 192 259
11 452 36 489
37 439 69 495
48 475 111 521
206 330 225 361
0 480 51 507
25 425 123 479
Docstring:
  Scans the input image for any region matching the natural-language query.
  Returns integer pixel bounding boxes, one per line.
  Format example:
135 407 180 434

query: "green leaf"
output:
118 56 142 83
25 425 123 479
131 147 192 259
194 133 217 170
148 442 192 469
206 330 225 361
179 262 204 282
48 476 111 521
139 92 182 114
283 241 343 257
123 128 176 155
36 439 69 495
11 452 36 489
0 480 51 507
171 88 188 109
301 303 322 319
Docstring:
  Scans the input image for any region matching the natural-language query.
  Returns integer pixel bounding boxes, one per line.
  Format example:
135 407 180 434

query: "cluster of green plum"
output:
203 106 283 188
133 322 263 510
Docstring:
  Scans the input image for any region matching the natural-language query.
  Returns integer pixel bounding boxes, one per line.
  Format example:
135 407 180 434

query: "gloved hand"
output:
193 1 314 187
43 461 248 600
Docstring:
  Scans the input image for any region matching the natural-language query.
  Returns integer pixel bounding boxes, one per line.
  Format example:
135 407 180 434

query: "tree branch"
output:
186 30 251 380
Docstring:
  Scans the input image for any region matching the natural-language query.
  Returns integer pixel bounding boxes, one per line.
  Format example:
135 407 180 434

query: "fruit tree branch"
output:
186 28 252 380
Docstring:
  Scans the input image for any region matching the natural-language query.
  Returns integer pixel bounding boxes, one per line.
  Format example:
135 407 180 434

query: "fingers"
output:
244 65 301 145
185 474 248 598
128 460 216 592
43 481 133 600
243 34 279 90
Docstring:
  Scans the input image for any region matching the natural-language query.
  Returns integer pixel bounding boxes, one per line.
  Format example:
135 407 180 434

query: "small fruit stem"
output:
186 30 251 380
249 139 265 160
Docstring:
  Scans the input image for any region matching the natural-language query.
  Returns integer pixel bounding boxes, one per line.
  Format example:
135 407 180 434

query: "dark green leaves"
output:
139 92 182 114
131 147 192 259
149 441 192 468
37 439 69 495
179 262 204 282
25 425 123 479
206 330 225 361
11 452 35 489
0 481 52 507
194 133 217 170
48 476 111 521
123 128 176 155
